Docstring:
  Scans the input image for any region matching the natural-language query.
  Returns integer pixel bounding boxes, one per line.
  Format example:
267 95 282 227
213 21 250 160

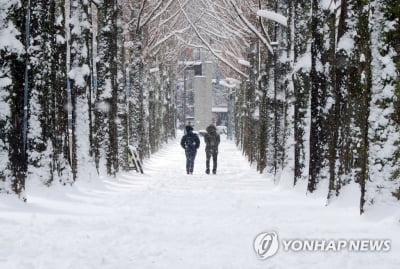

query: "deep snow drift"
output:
0 133 399 269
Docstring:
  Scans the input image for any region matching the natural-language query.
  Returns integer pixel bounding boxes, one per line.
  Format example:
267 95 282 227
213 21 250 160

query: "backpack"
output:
184 133 198 150
206 132 219 150
208 133 218 147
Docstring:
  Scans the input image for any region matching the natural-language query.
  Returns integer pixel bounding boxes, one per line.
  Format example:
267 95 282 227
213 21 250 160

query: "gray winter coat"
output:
204 125 220 153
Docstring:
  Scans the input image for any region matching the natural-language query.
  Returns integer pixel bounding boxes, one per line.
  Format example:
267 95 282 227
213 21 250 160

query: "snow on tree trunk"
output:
366 0 400 208
6 1 27 197
293 0 312 187
0 0 24 193
308 0 329 193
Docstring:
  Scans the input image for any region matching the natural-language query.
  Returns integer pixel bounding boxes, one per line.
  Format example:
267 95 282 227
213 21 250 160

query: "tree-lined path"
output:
1 0 399 213
1 1 399 267
1 134 398 269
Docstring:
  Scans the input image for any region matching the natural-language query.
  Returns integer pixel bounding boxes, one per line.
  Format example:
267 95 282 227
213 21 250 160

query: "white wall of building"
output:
193 61 214 131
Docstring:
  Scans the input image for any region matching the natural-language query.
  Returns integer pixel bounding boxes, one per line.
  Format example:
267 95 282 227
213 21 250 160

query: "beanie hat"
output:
185 125 193 133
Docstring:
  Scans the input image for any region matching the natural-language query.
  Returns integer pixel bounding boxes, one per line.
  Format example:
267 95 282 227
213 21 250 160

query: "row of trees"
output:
211 0 398 213
0 0 182 199
174 0 399 212
1 0 398 212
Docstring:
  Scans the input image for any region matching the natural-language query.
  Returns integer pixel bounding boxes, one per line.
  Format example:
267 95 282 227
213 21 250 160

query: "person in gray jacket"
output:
204 124 220 174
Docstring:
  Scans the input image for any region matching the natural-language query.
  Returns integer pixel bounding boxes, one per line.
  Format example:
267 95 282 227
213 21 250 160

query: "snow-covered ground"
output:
0 133 399 269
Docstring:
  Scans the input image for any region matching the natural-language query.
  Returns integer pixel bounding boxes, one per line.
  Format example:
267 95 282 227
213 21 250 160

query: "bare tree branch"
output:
177 0 248 78
136 0 147 33
228 0 274 54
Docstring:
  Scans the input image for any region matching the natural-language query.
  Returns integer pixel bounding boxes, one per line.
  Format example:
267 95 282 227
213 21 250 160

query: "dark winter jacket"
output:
181 126 200 152
204 125 220 153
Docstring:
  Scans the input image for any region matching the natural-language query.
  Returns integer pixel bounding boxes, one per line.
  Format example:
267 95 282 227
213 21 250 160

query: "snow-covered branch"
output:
257 9 288 27
140 0 176 29
228 0 274 54
175 34 208 50
147 27 190 56
177 0 248 78
136 0 147 33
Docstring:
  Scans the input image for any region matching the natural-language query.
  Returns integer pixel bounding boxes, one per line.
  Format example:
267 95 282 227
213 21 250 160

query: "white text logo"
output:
254 232 391 260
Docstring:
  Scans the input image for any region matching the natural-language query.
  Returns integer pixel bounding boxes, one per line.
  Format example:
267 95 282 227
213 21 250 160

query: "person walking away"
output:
180 125 200 174
204 124 220 174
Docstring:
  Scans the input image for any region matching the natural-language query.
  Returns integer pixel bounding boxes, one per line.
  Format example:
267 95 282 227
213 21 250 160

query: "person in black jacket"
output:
204 124 220 174
180 125 200 174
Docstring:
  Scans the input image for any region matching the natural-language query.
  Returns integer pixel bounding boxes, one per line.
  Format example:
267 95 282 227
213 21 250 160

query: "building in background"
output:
177 48 238 133
193 60 214 131
212 78 228 126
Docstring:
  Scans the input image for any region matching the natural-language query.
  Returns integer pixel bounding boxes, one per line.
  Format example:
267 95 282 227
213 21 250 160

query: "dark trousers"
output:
185 150 197 173
206 150 218 172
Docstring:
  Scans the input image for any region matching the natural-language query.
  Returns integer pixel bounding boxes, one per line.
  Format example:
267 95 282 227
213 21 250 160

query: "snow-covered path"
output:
0 134 399 269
